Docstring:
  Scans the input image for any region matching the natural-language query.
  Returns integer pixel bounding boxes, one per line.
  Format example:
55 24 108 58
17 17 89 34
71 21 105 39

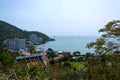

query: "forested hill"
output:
0 20 54 43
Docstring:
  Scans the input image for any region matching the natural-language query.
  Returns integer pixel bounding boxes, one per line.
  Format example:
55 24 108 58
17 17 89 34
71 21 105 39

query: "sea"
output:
37 36 99 54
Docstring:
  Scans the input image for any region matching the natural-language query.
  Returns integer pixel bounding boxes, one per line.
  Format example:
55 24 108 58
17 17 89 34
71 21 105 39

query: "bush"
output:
81 54 120 80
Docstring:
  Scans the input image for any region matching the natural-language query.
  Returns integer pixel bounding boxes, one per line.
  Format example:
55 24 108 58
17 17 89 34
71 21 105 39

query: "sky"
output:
0 0 120 36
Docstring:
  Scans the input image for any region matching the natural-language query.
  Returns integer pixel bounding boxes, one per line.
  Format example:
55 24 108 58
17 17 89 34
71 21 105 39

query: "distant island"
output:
0 20 54 44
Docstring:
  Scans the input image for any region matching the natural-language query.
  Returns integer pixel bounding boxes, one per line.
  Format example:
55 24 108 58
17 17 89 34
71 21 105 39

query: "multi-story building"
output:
29 34 37 43
29 34 42 44
3 38 26 51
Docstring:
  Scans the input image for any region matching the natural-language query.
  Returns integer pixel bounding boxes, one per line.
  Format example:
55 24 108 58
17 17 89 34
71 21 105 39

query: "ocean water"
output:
37 36 99 54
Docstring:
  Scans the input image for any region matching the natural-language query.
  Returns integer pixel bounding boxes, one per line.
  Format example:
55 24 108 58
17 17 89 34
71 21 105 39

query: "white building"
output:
3 38 26 51
29 34 37 43
29 34 43 44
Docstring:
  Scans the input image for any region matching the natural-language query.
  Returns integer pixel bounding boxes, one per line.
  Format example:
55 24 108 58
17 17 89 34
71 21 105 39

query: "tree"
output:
99 20 120 38
87 20 120 55
82 20 120 80
0 47 16 72
86 38 106 55
47 48 55 64
99 20 120 53
85 52 93 58
26 42 36 53
73 51 81 56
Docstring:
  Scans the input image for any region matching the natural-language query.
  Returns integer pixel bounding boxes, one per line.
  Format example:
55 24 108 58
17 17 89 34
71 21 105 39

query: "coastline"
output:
36 36 98 54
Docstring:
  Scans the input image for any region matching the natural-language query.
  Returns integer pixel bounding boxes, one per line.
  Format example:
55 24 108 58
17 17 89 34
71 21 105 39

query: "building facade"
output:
29 34 42 44
4 38 26 51
29 34 37 43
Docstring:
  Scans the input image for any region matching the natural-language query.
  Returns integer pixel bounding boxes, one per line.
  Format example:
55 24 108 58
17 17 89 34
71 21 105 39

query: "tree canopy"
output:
99 20 120 38
87 20 120 55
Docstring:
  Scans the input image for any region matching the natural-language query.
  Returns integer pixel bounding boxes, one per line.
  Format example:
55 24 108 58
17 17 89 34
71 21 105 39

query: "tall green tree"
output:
87 20 120 55
99 20 120 38
73 51 81 56
82 20 120 80
0 48 15 72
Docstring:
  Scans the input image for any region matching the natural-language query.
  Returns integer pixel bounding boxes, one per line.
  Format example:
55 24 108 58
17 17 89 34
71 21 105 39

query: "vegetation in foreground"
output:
0 49 83 80
83 20 120 80
0 20 120 80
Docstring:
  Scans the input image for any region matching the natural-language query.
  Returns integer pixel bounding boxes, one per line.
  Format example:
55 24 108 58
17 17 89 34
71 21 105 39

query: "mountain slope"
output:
0 20 53 43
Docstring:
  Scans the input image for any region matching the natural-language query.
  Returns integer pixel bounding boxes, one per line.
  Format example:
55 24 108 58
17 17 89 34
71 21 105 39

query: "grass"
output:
70 62 83 70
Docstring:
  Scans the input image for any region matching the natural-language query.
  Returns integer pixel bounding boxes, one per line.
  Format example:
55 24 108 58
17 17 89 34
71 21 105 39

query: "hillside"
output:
0 20 54 43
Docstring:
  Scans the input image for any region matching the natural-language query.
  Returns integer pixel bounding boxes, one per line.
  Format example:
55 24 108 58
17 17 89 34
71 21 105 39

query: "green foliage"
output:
70 62 83 70
0 44 82 80
87 20 120 55
1 19 120 80
83 20 120 80
73 51 81 56
85 52 94 59
59 70 81 80
63 54 73 61
86 38 106 55
0 48 16 72
63 62 72 68
26 43 36 53
47 48 55 62
0 20 52 43
99 20 120 37
81 54 120 80
77 56 85 62
47 64 82 80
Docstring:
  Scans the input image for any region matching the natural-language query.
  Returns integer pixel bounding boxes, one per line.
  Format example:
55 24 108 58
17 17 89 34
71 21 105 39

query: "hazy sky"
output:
0 0 120 36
